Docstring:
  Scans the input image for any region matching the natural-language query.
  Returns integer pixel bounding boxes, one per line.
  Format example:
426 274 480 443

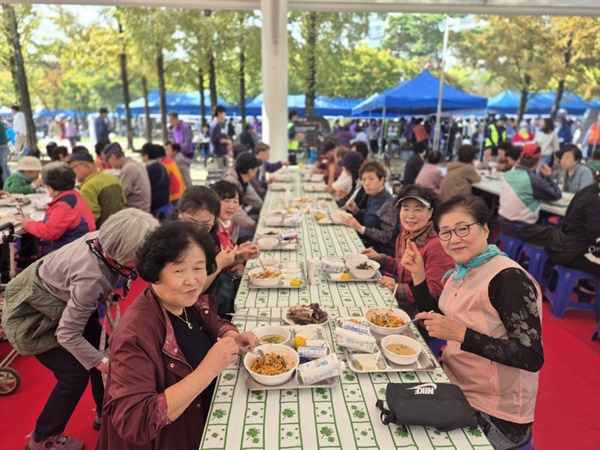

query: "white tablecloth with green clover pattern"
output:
199 169 492 450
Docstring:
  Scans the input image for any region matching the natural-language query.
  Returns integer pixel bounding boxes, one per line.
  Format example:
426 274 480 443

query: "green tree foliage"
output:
456 16 549 121
289 12 369 115
329 44 402 98
383 14 445 64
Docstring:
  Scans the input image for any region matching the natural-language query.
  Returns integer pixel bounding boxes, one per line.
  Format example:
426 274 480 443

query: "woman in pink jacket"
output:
403 195 543 449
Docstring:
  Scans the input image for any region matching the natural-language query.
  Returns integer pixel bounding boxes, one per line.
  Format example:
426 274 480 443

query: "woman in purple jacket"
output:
97 221 258 450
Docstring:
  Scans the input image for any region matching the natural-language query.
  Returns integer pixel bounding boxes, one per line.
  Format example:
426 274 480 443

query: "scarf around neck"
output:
443 244 507 282
87 238 137 296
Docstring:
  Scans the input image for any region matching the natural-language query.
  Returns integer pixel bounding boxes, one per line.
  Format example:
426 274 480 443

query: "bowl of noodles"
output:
248 268 283 287
244 344 299 386
365 307 411 336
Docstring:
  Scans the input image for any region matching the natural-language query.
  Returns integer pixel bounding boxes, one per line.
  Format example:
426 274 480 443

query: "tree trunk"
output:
142 76 152 143
208 51 217 112
156 44 168 143
118 21 134 151
305 12 318 117
551 32 574 121
199 68 207 126
240 48 246 124
516 74 531 124
4 4 37 153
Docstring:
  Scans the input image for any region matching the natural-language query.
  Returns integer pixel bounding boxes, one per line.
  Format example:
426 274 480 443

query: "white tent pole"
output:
433 15 449 154
378 106 386 161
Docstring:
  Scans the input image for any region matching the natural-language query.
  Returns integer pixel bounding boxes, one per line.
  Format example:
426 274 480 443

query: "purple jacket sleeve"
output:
264 160 283 173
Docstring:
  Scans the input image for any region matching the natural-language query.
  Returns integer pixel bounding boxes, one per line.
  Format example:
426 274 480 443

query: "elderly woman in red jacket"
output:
20 162 96 255
361 184 454 317
97 220 258 450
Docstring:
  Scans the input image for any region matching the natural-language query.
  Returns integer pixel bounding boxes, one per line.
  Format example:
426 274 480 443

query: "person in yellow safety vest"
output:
287 109 304 165
485 115 507 148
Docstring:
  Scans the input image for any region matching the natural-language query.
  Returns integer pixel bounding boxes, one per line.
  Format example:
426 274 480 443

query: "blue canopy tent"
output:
487 91 522 114
116 90 232 116
488 90 592 116
527 92 591 116
351 70 488 116
35 108 86 119
246 94 362 117
591 99 600 109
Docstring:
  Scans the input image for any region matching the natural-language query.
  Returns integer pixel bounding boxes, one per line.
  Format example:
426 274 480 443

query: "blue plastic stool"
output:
152 203 174 221
517 244 551 286
496 233 525 261
545 265 600 319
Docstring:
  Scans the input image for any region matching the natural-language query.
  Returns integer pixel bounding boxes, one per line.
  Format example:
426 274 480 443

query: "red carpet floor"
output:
1 280 599 449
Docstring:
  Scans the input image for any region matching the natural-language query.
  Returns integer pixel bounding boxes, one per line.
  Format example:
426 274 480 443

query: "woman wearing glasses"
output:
402 195 543 450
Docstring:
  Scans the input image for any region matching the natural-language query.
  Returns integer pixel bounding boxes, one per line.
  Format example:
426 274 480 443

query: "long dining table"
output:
199 167 492 450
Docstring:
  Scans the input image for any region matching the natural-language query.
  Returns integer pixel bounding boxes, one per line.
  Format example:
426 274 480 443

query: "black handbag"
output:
376 382 479 432
204 272 241 318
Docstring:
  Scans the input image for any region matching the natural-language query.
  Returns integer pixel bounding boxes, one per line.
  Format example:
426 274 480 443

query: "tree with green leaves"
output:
1 4 38 152
456 16 549 122
289 12 369 116
383 13 446 66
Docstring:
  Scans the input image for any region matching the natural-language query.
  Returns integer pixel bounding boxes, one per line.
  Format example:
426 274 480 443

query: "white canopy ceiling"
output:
9 0 600 17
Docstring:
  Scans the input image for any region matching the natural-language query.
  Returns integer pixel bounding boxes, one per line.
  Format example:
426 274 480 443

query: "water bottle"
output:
283 189 293 209
310 148 317 163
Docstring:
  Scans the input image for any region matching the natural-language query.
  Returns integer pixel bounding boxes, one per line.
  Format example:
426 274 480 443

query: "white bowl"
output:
365 307 411 336
244 344 299 386
256 228 281 239
260 258 280 268
264 216 283 226
330 210 348 223
345 253 368 262
257 237 280 249
248 268 283 287
381 335 422 365
253 326 292 347
346 259 380 279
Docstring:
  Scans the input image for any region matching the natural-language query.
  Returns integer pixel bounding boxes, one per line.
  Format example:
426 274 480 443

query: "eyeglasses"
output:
438 222 480 241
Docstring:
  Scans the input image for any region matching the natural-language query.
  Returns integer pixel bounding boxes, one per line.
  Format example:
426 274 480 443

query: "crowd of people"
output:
0 102 599 450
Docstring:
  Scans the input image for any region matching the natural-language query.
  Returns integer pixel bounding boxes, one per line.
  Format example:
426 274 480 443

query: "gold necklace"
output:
173 308 193 330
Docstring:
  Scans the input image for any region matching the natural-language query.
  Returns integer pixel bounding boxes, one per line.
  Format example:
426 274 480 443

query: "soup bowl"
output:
380 335 422 365
346 259 380 279
253 325 292 347
248 268 283 287
364 307 410 336
257 237 280 250
244 344 299 386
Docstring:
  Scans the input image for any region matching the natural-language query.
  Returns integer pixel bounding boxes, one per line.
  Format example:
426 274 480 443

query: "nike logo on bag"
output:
407 383 437 395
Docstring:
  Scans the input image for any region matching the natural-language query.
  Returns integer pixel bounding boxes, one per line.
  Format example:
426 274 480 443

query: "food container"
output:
344 253 368 261
248 268 283 287
253 326 292 347
334 327 377 353
346 259 380 279
308 258 322 285
260 258 280 268
297 346 328 359
380 335 422 365
321 257 346 273
256 228 282 239
365 307 411 336
257 237 280 249
340 320 371 335
264 216 283 226
297 354 344 385
244 344 299 386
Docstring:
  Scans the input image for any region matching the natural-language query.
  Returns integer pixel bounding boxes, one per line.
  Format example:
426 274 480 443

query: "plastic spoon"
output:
389 284 399 312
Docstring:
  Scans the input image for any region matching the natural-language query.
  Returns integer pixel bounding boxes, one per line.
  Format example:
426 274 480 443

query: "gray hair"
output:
98 209 159 265
41 162 76 191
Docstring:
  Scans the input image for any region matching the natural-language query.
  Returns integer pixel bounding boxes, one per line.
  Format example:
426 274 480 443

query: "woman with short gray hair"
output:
20 162 96 255
2 208 159 450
